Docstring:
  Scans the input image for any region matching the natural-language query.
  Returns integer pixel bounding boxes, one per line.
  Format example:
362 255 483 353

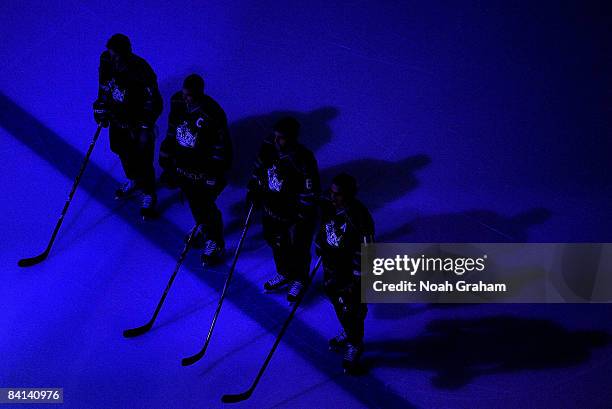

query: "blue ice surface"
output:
1 1 611 408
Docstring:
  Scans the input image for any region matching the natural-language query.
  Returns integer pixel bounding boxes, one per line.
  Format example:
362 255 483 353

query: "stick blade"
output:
221 390 253 404
181 351 204 367
122 323 152 338
18 253 48 267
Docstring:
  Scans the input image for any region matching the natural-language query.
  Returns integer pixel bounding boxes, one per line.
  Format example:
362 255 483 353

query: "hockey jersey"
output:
96 51 162 126
160 92 232 176
249 136 320 222
316 198 375 283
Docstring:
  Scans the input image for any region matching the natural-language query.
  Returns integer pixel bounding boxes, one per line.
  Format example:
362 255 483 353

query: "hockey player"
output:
247 117 320 302
93 34 163 219
315 173 374 374
159 74 232 265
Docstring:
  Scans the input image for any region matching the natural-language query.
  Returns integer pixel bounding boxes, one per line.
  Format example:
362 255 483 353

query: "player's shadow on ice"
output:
320 155 431 210
365 316 609 389
227 107 339 185
223 154 432 243
370 207 550 321
378 207 551 243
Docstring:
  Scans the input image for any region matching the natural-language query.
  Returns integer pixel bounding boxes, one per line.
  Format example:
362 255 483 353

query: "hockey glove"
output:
93 100 110 128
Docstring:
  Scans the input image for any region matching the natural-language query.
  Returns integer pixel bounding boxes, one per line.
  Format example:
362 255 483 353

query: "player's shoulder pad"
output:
100 50 111 62
129 53 147 67
351 199 370 215
130 54 157 80
202 94 224 112
170 91 184 104
296 144 318 166
169 92 185 114
257 135 277 160
202 95 228 122
351 199 375 230
297 143 315 157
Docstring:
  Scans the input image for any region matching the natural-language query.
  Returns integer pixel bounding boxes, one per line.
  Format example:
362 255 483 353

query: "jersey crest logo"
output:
325 221 347 247
267 165 284 192
108 79 126 103
176 121 197 148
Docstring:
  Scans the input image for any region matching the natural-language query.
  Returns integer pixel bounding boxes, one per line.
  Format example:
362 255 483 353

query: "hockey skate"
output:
115 179 138 200
286 280 304 302
343 342 364 375
329 330 348 352
139 192 157 220
200 239 224 266
263 273 289 292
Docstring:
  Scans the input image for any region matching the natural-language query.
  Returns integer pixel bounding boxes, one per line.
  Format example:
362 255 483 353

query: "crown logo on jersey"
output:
176 121 197 148
325 221 347 248
267 165 284 192
107 79 126 103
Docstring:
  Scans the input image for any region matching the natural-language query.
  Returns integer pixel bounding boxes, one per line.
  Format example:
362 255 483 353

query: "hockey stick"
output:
18 124 103 267
221 256 323 403
181 203 254 366
123 224 200 338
